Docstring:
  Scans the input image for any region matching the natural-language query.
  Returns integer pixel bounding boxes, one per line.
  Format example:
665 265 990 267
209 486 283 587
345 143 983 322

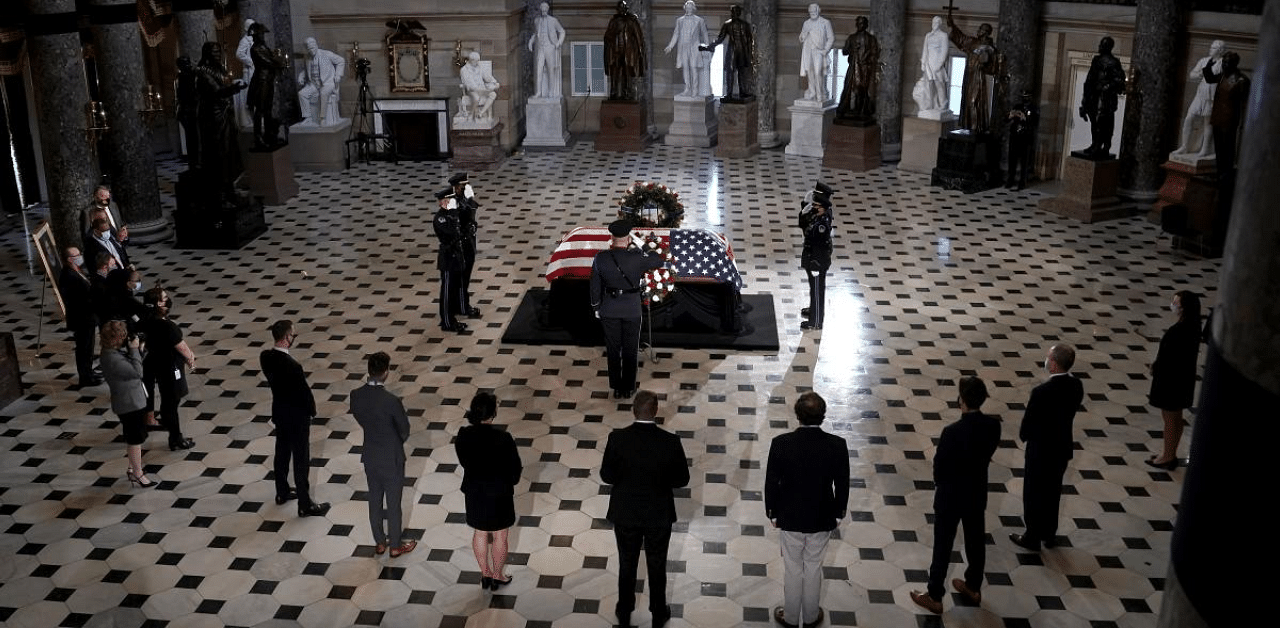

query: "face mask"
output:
1171 303 1179 313
132 281 144 294
98 229 111 240
463 184 474 199
72 255 84 267
447 199 458 210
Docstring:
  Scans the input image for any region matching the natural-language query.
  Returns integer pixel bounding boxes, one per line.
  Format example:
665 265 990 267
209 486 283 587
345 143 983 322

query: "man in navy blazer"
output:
601 390 690 628
765 392 849 628
1011 344 1085 552
350 351 415 557
260 320 330 517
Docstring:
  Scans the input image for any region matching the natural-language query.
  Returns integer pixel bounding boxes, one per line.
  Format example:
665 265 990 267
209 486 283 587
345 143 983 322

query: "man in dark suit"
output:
601 390 690 628
58 247 100 387
765 392 849 628
590 220 664 399
1011 344 1085 552
260 320 330 517
911 376 1001 615
350 351 416 557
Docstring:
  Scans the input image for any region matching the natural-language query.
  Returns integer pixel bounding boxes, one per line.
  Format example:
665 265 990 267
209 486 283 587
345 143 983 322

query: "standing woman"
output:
100 320 156 488
1147 290 1202 470
456 392 523 590
141 287 197 451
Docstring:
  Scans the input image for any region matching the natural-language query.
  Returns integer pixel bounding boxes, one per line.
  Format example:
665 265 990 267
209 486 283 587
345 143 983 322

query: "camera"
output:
129 332 147 344
355 57 372 82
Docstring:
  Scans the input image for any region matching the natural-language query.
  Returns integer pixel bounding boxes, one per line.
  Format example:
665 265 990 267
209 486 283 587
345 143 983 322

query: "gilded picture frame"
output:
389 42 429 92
31 222 65 320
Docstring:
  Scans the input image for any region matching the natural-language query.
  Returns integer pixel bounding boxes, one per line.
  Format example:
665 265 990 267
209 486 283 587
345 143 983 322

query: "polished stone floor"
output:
0 142 1218 628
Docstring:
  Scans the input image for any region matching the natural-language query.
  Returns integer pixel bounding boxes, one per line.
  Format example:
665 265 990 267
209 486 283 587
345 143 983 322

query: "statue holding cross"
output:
945 2 1003 134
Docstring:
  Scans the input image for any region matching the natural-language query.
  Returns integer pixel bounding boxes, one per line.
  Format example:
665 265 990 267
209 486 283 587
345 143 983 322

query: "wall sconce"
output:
85 100 108 143
139 84 163 123
453 40 464 69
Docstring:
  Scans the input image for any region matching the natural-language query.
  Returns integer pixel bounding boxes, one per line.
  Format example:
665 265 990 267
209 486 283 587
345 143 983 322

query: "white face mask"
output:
463 184 474 199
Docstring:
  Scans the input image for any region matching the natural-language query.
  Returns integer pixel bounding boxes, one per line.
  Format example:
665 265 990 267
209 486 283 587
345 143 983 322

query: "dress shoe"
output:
651 606 671 627
612 389 623 399
480 576 492 589
389 539 417 557
910 591 943 614
275 489 297 505
1043 537 1058 549
951 578 982 605
489 574 511 590
1009 533 1041 552
772 606 799 628
441 322 468 333
800 307 811 317
800 321 822 331
802 607 825 628
1145 457 1178 471
465 307 481 318
616 611 631 628
374 544 387 556
168 437 195 451
298 502 331 517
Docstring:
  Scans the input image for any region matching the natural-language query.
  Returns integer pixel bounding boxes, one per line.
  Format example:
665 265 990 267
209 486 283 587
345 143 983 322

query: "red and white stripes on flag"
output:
545 226 741 291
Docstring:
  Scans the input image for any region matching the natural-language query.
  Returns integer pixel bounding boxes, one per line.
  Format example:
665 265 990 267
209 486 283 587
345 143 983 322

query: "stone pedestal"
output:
899 115 956 175
245 145 299 206
716 100 759 158
665 97 718 148
450 122 507 171
784 99 836 158
1038 156 1127 223
1151 159 1218 233
824 123 881 172
596 101 649 153
931 131 1001 193
525 97 570 148
174 171 268 250
288 119 352 172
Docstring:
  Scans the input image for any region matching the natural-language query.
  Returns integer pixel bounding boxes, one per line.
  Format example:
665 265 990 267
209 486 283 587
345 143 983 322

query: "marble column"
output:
23 0 99 249
996 0 1041 114
629 0 655 137
748 0 779 148
870 0 904 162
174 1 216 64
90 0 170 244
1117 0 1181 201
1158 7 1278 628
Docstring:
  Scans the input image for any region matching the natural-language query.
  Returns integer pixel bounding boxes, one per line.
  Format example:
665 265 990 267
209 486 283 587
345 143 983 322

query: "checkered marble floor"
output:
0 141 1219 628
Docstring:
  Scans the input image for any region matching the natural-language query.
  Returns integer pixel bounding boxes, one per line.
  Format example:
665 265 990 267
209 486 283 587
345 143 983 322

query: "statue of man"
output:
457 51 500 122
1203 50 1250 176
297 37 346 126
798 4 834 102
1078 36 1125 159
1005 89 1038 190
918 16 950 114
1173 40 1226 157
947 14 1000 134
195 42 247 200
837 15 879 121
175 56 200 167
247 23 286 149
528 2 566 99
604 0 646 101
701 4 756 102
234 18 255 128
664 1 710 98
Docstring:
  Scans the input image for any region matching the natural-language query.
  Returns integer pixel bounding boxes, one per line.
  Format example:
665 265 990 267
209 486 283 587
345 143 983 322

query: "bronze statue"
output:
1203 51 1250 176
947 14 1001 134
837 16 879 122
175 56 200 168
247 22 287 150
195 42 247 200
603 1 646 101
1078 36 1125 159
701 4 756 102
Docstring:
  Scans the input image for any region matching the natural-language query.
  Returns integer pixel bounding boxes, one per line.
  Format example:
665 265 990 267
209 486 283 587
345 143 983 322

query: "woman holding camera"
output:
141 287 197 451
100 320 156 488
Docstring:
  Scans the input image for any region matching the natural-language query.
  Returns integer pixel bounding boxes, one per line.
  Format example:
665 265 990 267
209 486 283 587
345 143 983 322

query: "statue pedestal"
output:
899 115 956 175
450 122 506 171
596 101 649 152
174 170 268 250
716 100 759 158
245 145 299 206
1038 156 1127 223
823 122 881 172
665 96 717 147
288 119 352 172
525 97 570 148
1151 159 1219 237
930 131 1001 193
784 99 835 158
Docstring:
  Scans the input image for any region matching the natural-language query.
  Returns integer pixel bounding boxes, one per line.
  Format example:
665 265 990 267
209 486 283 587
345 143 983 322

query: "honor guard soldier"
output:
434 188 468 333
449 172 482 318
799 186 833 331
590 220 665 399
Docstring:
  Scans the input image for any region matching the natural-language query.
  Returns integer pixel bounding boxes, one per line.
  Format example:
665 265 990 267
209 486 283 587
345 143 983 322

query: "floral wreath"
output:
617 181 685 229
638 231 678 305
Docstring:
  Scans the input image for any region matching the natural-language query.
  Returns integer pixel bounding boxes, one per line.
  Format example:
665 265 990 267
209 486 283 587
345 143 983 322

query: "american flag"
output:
545 227 743 292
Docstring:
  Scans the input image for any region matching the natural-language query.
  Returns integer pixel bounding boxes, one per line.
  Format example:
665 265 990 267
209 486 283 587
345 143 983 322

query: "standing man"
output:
1011 345 1084 552
59 247 99 387
911 376 1001 615
589 220 664 399
1005 89 1039 190
664 1 710 98
700 4 756 102
603 1 646 101
765 392 849 628
798 4 834 102
798 187 832 331
82 185 126 240
433 189 468 333
297 37 346 126
528 2 566 99
260 320 331 517
601 390 690 628
1078 36 1125 159
918 16 950 114
247 22 285 149
350 351 416 557
836 15 879 121
449 173 481 319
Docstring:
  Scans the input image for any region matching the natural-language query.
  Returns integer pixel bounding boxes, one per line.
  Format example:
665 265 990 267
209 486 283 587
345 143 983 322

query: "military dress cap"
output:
448 172 469 185
812 191 832 207
813 181 833 196
608 220 633 237
434 188 455 200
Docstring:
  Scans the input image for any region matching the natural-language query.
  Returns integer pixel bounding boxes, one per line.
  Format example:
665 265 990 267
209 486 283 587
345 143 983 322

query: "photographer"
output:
100 321 156 488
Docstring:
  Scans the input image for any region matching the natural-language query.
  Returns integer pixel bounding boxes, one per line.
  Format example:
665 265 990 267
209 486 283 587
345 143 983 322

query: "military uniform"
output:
433 189 467 332
590 222 664 398
799 191 833 331
450 172 481 318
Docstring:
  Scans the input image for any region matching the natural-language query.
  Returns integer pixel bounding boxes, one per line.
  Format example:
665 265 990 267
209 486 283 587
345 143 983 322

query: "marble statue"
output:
701 4 756 102
528 2 566 99
296 37 346 126
604 0 646 101
915 16 950 116
1173 40 1226 158
1203 51 1250 176
456 51 500 124
946 14 1001 134
247 23 286 149
1078 36 1125 159
665 1 710 98
195 42 247 199
837 15 879 122
798 4 834 102
234 18 254 128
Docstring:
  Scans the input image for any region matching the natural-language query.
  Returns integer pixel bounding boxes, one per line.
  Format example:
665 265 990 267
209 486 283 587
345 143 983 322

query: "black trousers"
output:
1023 455 1068 543
1007 136 1033 185
72 322 95 382
144 369 185 443
1091 111 1115 153
439 269 464 328
459 240 477 312
805 268 826 326
274 418 314 506
614 524 672 616
927 506 986 600
600 316 641 392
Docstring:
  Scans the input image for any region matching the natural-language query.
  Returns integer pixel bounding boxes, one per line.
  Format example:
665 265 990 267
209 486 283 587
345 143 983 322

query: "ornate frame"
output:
31 222 65 320
388 41 429 93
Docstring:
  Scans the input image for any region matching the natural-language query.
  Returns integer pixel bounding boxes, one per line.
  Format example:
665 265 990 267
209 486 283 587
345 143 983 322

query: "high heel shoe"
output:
481 576 493 590
1145 457 1178 471
490 574 512 590
126 470 157 488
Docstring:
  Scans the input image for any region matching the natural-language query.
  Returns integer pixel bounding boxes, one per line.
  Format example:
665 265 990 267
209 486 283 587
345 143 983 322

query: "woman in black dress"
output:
140 287 197 451
1147 290 1202 470
456 392 523 590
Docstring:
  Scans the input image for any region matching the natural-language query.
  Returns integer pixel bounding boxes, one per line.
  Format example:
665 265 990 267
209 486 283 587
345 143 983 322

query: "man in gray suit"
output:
350 351 416 557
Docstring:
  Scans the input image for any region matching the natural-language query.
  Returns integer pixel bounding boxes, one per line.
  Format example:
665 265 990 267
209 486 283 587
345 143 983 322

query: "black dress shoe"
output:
169 437 195 451
465 307 481 318
800 321 822 331
616 612 631 628
1145 457 1178 470
800 307 811 317
298 502 331 517
1043 537 1058 549
441 322 469 333
275 489 297 505
490 574 512 590
1009 533 1040 552
651 607 671 627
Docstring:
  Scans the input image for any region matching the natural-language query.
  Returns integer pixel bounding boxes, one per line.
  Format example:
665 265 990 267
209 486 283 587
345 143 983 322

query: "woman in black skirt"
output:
1147 290 1202 470
456 392 523 590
